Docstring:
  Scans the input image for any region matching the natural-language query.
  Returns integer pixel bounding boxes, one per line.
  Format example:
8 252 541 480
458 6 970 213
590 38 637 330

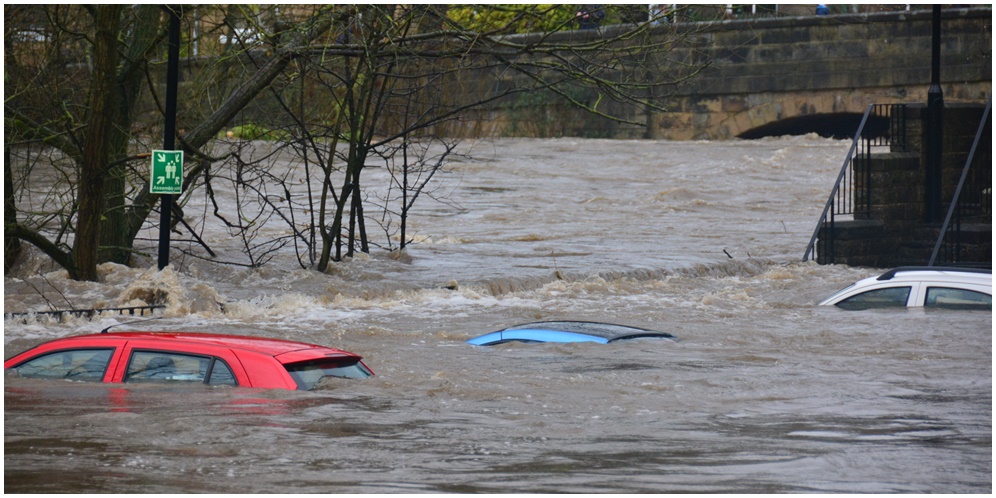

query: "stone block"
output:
867 169 921 185
721 96 749 113
759 27 811 45
819 219 883 240
868 186 922 205
869 203 925 222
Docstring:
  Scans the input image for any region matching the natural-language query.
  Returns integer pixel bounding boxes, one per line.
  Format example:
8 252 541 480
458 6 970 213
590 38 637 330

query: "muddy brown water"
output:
5 137 990 493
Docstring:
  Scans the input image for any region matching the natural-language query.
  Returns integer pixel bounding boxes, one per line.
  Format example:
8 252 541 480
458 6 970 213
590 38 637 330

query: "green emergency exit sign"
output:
150 150 184 194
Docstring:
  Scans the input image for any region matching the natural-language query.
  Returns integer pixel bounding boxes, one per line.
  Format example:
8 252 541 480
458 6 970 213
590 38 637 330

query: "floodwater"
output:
4 136 991 493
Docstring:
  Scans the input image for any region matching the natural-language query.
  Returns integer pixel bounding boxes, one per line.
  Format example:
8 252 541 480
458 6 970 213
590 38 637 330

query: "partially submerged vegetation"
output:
5 4 711 281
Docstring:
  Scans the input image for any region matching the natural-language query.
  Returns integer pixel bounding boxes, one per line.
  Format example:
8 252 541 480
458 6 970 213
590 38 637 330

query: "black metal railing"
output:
4 305 165 322
929 99 992 267
803 104 908 262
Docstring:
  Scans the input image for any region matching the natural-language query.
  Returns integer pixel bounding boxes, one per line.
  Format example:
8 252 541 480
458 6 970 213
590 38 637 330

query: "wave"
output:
468 258 775 297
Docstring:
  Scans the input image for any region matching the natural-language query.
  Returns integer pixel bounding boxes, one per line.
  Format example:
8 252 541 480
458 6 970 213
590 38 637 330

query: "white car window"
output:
836 286 911 310
924 287 992 310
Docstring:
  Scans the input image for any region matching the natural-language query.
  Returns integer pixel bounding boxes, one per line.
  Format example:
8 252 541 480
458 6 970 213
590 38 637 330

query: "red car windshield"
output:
284 359 373 391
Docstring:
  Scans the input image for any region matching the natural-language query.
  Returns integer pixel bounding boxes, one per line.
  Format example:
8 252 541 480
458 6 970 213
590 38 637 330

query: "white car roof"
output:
820 266 992 306
870 267 991 285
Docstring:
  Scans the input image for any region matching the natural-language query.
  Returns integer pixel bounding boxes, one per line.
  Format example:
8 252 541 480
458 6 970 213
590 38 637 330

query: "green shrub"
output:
224 123 289 141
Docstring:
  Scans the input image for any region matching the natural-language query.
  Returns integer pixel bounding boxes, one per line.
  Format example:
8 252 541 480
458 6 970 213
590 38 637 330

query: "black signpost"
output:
158 6 181 271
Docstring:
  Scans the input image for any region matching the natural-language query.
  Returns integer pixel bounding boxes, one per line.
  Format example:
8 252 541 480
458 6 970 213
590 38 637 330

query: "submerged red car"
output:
4 331 373 391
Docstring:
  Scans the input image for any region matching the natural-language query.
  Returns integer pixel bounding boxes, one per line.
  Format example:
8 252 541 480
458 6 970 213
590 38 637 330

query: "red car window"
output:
7 348 113 382
124 350 237 386
284 359 374 390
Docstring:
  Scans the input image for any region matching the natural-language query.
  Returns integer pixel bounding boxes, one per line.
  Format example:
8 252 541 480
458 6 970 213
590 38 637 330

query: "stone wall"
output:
172 7 991 142
470 7 991 140
651 7 991 140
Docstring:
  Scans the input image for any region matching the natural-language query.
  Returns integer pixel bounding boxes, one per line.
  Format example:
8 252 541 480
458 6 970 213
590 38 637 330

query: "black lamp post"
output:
925 5 943 223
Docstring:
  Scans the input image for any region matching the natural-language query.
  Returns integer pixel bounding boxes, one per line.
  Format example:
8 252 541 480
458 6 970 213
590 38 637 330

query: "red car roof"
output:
5 331 372 390
44 331 357 359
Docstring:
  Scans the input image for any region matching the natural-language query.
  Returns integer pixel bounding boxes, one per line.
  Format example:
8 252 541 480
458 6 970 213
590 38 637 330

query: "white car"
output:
819 267 991 310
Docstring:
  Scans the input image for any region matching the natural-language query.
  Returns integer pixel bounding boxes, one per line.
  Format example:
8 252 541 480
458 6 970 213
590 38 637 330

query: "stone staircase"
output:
815 103 991 268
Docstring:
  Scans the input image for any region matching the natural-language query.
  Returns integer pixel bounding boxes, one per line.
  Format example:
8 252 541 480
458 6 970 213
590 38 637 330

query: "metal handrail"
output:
4 305 165 321
802 104 909 263
802 105 874 262
929 99 992 266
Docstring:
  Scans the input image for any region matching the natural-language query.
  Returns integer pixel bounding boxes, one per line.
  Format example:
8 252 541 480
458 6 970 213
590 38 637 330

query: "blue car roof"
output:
467 321 675 346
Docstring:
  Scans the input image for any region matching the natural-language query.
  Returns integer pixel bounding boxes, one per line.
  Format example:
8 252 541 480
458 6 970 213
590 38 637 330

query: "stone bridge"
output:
471 7 992 140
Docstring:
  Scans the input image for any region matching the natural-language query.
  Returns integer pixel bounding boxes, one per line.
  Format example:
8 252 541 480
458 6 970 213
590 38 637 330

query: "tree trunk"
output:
100 4 164 265
4 148 23 272
73 5 123 282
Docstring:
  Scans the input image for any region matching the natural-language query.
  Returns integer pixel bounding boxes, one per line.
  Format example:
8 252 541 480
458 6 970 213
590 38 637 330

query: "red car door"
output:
110 339 252 387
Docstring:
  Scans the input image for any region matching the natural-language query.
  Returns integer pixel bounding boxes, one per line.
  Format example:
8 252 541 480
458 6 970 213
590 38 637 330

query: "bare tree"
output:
5 5 338 280
274 4 709 272
373 137 461 253
5 4 711 278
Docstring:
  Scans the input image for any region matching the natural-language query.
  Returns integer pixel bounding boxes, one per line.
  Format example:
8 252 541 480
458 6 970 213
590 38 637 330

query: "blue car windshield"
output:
503 321 661 340
468 321 674 345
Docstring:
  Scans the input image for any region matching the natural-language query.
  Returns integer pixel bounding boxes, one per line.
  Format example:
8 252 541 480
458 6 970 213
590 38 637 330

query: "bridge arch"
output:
643 8 990 141
736 112 888 140
461 7 989 141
